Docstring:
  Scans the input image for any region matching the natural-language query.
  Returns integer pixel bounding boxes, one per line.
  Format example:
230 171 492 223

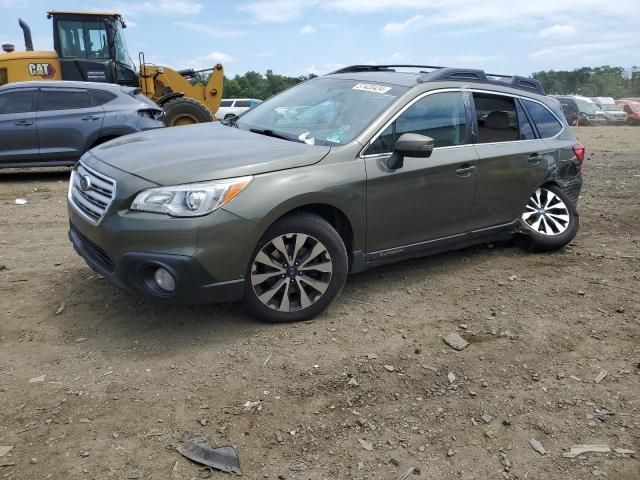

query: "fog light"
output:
154 267 175 292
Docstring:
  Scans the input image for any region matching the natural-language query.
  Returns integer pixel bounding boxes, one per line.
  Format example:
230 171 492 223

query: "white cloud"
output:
185 51 233 69
303 62 345 75
175 21 245 38
382 14 424 34
300 24 316 34
529 33 640 61
239 0 305 22
539 24 577 38
112 1 203 17
239 0 640 28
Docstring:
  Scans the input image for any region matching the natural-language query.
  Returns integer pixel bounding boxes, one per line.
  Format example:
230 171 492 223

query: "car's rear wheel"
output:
518 185 579 252
244 213 348 323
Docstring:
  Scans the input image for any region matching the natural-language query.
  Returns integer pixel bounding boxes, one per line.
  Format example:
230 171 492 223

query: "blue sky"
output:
1 0 639 78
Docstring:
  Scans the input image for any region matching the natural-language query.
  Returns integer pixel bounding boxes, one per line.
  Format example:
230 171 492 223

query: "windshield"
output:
111 20 136 69
236 78 408 146
574 98 598 114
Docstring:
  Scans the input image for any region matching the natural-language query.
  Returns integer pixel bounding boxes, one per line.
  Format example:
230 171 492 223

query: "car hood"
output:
89 123 331 185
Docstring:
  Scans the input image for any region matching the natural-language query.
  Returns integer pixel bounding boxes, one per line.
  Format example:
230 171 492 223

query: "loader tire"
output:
163 97 214 127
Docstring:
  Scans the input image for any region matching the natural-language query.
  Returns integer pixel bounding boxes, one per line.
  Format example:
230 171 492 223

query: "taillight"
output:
572 143 585 165
138 109 164 120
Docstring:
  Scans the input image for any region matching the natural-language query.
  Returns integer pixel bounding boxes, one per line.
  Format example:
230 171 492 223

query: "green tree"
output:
532 66 638 97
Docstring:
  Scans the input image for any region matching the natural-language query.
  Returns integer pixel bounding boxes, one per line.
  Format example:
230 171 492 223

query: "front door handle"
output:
455 165 476 177
14 120 34 126
528 154 543 165
81 115 100 121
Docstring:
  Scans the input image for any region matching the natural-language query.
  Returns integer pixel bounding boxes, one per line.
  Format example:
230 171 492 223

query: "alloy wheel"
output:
522 188 570 236
251 233 333 312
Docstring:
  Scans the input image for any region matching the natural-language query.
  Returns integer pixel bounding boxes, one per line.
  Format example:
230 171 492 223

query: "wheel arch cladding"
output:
263 203 355 267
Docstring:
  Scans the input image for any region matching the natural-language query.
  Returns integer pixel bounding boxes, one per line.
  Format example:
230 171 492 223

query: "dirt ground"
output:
0 126 638 480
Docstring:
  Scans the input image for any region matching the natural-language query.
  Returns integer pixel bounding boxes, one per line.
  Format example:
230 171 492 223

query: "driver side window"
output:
365 91 467 155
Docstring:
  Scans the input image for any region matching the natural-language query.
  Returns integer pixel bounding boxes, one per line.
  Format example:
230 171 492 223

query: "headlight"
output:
131 176 253 217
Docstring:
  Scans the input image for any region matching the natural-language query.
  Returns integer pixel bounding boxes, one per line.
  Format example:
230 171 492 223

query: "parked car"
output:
0 81 164 168
68 65 584 323
216 98 262 120
554 96 579 125
552 95 606 126
615 99 640 125
590 97 627 124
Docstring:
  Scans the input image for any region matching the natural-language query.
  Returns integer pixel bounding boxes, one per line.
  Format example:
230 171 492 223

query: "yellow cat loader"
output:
0 11 224 126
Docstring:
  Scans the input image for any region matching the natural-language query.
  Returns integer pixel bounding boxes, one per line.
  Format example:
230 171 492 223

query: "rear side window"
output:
90 89 117 105
40 89 92 111
522 99 563 138
366 91 467 155
473 93 520 143
235 100 251 108
0 89 36 114
220 100 233 107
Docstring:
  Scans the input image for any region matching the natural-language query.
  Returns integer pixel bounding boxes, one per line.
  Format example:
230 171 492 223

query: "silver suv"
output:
0 81 164 168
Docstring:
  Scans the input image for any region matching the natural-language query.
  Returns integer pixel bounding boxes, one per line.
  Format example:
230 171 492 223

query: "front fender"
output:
224 160 366 253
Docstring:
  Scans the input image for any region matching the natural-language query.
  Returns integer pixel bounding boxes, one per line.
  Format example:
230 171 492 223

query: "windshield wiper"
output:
250 128 302 143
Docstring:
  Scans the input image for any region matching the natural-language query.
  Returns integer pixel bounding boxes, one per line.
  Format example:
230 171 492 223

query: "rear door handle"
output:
14 120 34 126
528 154 543 165
81 115 100 121
455 165 477 177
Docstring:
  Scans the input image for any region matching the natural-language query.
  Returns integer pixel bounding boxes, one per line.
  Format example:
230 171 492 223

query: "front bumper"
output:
69 223 245 303
67 156 261 304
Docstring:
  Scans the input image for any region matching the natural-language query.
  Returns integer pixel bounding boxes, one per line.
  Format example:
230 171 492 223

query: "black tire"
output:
517 184 579 252
162 97 214 127
244 213 348 323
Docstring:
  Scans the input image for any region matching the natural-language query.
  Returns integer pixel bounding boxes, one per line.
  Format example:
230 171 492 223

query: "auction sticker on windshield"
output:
352 83 392 94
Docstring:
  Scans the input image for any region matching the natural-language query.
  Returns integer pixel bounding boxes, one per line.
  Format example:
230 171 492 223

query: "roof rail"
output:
331 64 546 95
418 68 545 95
331 65 446 74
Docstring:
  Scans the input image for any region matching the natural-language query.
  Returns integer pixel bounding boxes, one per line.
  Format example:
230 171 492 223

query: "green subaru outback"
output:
68 65 584 323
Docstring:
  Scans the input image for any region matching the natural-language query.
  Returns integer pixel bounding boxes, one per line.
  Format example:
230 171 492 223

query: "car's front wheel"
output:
244 213 348 323
518 185 579 252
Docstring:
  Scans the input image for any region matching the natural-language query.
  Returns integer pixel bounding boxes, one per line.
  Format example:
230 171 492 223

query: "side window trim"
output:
360 87 465 158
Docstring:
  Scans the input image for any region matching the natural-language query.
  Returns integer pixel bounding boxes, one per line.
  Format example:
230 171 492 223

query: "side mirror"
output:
387 133 435 170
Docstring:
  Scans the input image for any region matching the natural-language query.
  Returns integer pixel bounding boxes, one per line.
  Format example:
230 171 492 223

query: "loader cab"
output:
48 11 139 87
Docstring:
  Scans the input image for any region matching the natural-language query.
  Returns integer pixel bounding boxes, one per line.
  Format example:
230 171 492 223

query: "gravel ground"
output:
0 126 638 479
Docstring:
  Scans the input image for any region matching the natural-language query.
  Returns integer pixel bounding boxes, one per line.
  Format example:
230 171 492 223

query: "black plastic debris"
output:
177 437 242 476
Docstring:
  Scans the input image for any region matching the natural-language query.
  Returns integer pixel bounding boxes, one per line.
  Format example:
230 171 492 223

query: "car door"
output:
0 88 39 164
37 87 105 163
364 90 478 254
468 92 550 232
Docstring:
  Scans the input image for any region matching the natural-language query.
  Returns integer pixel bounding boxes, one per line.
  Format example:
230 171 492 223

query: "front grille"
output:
69 162 116 224
71 224 115 273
